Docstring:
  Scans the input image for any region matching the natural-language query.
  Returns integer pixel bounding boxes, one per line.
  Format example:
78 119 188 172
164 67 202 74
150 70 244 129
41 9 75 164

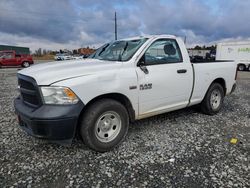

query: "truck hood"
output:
18 59 122 85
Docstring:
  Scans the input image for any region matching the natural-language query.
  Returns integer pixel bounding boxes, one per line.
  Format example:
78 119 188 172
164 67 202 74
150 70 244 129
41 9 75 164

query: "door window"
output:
3 52 14 59
144 39 183 65
0 52 4 58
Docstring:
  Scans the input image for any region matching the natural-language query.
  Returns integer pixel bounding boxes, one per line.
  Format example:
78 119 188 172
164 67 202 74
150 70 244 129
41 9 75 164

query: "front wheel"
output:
80 99 129 152
200 83 225 115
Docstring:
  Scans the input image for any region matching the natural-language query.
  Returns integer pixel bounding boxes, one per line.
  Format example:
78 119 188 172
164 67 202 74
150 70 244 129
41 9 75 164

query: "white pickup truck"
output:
14 35 237 152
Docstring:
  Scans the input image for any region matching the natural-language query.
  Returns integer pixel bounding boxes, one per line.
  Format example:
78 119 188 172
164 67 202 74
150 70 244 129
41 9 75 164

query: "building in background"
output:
187 49 211 59
78 47 95 56
0 45 30 54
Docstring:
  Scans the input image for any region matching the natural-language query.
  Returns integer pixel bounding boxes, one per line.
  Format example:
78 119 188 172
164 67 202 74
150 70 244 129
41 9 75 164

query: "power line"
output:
115 12 117 40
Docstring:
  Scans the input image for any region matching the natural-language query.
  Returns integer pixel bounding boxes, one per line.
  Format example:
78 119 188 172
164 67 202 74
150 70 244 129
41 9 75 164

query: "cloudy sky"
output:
0 0 250 52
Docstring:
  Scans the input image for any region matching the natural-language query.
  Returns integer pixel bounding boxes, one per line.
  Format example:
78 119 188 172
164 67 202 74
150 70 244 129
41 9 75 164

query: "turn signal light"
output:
64 88 78 100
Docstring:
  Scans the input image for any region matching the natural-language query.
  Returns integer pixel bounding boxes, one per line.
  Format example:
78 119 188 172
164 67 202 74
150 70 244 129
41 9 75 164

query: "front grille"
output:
18 79 35 90
22 93 39 106
18 74 41 107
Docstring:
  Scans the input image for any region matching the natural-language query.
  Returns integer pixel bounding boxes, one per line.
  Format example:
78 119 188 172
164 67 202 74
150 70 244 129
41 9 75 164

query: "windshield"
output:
88 43 110 59
90 38 148 61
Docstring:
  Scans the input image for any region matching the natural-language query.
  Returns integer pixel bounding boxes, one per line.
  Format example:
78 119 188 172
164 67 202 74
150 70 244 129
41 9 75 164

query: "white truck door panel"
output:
136 39 193 117
137 63 193 117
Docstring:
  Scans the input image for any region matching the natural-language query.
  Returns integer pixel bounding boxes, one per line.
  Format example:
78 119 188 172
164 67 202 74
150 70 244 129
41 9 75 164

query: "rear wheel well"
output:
211 78 226 95
238 64 246 68
22 60 30 63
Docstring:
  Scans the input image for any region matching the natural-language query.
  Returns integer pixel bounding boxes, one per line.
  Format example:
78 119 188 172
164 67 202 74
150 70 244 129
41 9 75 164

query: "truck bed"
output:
190 61 237 105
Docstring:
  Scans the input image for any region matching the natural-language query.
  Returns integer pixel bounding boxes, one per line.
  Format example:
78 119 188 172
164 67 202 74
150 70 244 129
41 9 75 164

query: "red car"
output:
0 50 34 68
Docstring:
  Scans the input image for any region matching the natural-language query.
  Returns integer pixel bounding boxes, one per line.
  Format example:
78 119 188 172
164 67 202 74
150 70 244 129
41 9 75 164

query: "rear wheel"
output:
22 61 30 68
201 83 225 115
238 64 245 71
80 99 129 152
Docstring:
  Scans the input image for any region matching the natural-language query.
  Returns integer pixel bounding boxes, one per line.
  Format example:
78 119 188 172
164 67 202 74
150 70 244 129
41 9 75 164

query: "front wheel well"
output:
75 93 135 139
80 93 135 122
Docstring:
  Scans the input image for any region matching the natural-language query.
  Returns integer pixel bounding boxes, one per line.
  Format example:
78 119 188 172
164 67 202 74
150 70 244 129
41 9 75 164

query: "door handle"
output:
177 69 187 74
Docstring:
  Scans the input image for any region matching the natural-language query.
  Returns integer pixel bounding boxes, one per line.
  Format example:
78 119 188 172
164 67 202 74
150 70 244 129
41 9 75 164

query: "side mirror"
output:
138 55 148 74
138 54 145 65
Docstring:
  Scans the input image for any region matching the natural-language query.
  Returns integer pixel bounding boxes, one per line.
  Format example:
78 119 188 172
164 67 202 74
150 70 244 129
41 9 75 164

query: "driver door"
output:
136 38 193 118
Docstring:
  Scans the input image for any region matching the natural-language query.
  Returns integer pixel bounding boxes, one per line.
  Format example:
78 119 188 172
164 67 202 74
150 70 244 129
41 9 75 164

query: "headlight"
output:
40 86 79 104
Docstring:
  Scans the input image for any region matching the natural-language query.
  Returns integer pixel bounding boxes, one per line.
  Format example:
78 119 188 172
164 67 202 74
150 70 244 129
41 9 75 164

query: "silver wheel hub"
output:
239 65 244 71
24 62 29 67
95 111 121 143
210 89 221 110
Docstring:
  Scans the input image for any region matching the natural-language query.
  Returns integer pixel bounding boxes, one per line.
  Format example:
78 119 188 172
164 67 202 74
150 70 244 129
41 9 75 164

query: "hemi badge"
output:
129 86 137 90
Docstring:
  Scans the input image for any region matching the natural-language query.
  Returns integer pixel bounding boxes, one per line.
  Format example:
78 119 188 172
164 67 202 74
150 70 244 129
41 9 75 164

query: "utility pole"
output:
115 12 117 40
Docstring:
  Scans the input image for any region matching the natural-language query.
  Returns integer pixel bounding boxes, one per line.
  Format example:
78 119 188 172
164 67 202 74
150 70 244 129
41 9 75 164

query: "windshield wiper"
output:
118 42 128 61
94 44 109 58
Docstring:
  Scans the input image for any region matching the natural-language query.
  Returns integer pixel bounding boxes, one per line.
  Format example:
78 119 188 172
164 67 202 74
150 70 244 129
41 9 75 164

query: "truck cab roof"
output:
120 34 177 41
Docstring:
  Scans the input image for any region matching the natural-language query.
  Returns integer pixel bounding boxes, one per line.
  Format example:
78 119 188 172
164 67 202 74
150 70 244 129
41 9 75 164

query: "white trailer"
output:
216 41 250 71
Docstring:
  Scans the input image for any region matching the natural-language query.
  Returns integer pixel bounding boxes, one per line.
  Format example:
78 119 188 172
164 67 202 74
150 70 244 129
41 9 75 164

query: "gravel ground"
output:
0 68 249 187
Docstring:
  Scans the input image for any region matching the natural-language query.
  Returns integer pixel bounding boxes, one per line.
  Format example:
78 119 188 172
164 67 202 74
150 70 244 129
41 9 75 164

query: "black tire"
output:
22 61 30 68
238 64 245 71
80 99 129 152
200 83 225 115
